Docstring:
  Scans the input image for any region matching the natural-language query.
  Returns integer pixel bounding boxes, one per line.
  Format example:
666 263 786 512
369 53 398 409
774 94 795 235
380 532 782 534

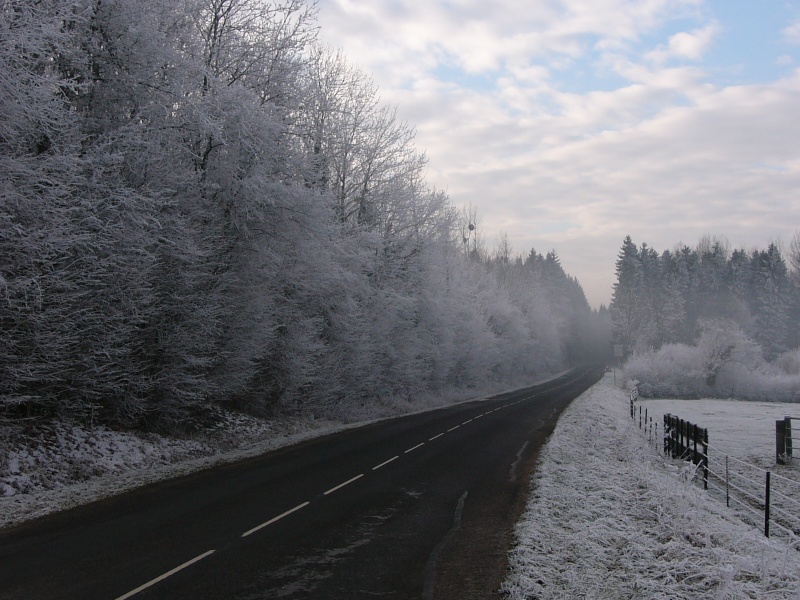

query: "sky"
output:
315 0 800 308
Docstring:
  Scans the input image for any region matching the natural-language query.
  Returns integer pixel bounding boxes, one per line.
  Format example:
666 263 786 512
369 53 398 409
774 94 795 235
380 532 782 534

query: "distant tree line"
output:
0 0 603 431
611 234 800 361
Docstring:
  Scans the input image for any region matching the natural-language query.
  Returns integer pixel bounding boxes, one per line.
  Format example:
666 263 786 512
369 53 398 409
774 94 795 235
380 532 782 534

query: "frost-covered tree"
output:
297 46 422 231
0 0 169 423
1 0 598 432
787 233 800 350
695 318 762 387
790 233 800 285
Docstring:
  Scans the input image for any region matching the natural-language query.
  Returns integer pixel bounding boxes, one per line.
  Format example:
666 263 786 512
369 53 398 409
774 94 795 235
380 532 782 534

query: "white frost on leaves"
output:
504 373 800 599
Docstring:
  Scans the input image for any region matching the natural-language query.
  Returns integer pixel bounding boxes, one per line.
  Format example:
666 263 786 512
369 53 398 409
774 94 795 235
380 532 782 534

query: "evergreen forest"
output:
612 235 800 399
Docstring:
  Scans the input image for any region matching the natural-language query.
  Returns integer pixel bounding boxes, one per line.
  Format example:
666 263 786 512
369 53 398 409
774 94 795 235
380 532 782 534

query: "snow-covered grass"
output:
640 397 800 544
0 410 349 529
504 373 800 599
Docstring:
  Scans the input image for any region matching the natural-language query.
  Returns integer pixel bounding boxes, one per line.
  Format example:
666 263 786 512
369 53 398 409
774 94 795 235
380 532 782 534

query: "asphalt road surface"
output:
0 366 602 599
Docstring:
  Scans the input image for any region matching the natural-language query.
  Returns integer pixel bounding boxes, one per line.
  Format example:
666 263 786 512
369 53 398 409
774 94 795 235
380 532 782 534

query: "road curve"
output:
0 366 602 599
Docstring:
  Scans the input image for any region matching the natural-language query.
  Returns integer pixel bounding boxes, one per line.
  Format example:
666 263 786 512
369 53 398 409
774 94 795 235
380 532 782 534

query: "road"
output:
0 366 601 599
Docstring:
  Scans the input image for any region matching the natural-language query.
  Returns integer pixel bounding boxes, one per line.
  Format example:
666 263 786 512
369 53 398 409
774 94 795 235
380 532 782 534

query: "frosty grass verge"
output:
0 374 567 530
504 372 800 599
0 411 348 529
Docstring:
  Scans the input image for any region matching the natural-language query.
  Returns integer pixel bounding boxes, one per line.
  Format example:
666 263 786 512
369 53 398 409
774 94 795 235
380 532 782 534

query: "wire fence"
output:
630 386 660 448
628 386 800 545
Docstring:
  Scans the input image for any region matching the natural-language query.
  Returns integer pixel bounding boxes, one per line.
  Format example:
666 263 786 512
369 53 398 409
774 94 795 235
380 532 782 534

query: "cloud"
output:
445 75 800 304
316 1 800 307
645 22 721 64
784 21 800 44
320 0 704 84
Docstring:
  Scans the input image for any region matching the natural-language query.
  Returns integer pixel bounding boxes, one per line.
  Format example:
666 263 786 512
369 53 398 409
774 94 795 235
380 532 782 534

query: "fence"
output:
629 390 800 541
663 414 708 490
629 383 663 447
776 417 800 465
630 395 660 446
703 445 800 539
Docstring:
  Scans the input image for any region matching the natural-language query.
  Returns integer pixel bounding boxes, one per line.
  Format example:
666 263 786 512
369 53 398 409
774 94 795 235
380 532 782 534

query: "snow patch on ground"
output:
504 373 800 599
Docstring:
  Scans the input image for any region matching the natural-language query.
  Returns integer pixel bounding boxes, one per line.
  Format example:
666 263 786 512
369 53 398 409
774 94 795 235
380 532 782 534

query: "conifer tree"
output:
610 236 642 356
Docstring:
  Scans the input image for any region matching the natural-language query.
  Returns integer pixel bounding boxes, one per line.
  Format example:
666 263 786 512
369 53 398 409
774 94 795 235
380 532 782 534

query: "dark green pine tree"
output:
670 244 699 343
751 244 791 360
610 236 642 356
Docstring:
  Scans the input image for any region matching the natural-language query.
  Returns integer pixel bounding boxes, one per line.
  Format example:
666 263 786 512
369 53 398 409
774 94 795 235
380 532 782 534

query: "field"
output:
504 373 800 599
640 398 800 470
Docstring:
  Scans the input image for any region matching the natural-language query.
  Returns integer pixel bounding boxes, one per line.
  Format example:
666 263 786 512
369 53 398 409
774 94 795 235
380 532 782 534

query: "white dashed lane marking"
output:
372 456 399 471
324 474 364 496
113 386 559 599
241 502 310 538
115 550 216 600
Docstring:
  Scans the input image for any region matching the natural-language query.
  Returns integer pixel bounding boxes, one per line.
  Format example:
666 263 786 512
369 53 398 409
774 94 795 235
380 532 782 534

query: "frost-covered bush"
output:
695 318 763 387
776 349 800 375
623 343 705 397
716 367 800 402
622 320 800 402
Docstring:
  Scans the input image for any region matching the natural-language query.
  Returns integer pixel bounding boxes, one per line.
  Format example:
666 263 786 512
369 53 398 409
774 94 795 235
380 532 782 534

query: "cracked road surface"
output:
0 367 602 599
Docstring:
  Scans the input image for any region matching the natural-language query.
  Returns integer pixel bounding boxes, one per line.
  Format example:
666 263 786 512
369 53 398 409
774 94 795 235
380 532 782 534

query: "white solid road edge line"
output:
404 442 425 454
241 501 311 538
114 549 216 600
324 474 364 495
372 456 399 470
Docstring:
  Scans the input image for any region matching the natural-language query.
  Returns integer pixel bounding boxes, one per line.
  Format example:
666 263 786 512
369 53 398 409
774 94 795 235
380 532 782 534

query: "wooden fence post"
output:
702 428 708 491
680 419 687 459
725 455 729 507
765 471 771 538
777 419 787 465
669 415 676 458
673 416 680 459
786 417 793 459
